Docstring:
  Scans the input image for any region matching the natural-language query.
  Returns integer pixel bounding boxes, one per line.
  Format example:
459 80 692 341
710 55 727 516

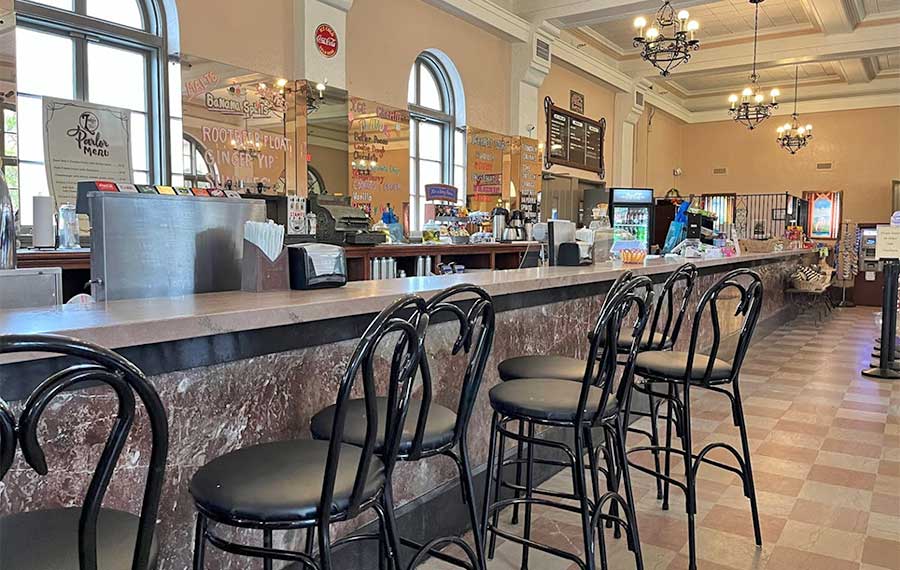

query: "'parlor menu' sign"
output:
348 97 409 219
43 97 133 212
544 96 606 178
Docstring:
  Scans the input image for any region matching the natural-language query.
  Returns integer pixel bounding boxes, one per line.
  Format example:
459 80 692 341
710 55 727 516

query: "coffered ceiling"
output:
511 0 900 117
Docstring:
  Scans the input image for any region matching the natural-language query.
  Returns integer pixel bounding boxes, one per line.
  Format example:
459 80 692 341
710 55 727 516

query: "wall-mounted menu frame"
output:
543 96 606 179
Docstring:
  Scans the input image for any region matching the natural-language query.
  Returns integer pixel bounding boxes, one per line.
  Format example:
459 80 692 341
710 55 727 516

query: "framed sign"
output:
569 90 584 114
544 96 606 178
315 24 338 58
803 191 842 239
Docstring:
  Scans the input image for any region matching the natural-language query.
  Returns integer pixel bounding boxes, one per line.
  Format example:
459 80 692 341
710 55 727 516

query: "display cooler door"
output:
612 205 652 249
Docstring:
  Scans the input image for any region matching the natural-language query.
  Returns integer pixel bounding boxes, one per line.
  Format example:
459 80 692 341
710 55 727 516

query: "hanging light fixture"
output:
727 0 779 130
776 66 813 154
632 1 700 77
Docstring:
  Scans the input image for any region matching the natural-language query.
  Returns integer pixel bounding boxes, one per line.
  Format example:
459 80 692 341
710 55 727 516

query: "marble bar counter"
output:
0 249 812 570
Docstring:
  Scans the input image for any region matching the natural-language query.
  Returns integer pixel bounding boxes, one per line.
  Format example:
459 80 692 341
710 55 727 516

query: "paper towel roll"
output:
32 195 55 248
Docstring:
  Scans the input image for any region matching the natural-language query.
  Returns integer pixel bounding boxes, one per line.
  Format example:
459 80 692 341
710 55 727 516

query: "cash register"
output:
308 194 387 245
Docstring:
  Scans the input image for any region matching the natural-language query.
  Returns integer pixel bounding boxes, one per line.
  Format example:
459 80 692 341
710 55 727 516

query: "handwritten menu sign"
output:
510 136 542 221
467 127 509 200
544 96 606 178
348 97 410 220
876 226 900 260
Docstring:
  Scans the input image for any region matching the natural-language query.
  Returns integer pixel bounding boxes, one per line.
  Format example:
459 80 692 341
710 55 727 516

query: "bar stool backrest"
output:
645 263 698 350
684 268 764 385
319 295 428 522
409 284 495 457
0 334 168 570
579 276 654 425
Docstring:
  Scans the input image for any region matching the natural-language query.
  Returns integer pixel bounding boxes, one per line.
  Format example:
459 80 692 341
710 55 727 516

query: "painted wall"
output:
308 143 348 196
176 0 294 77
680 106 900 224
633 104 685 195
346 0 511 135
537 59 617 184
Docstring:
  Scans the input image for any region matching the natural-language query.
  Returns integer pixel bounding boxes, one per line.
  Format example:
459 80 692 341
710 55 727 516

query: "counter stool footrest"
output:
206 530 319 568
399 536 475 570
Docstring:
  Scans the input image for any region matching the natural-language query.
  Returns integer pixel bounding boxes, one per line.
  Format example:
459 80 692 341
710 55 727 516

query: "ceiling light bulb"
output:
770 88 780 98
259 83 267 90
777 127 784 134
754 93 764 103
316 82 326 92
797 127 806 135
805 124 813 131
742 87 753 97
370 161 377 168
784 123 792 131
634 16 647 29
646 27 659 39
677 9 690 20
687 20 699 31
728 94 738 103
275 78 288 88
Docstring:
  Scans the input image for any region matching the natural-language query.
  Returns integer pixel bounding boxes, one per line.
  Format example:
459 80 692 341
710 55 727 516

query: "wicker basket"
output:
790 268 833 292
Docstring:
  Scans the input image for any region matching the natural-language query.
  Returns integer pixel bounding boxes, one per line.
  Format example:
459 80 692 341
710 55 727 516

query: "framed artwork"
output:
569 90 584 114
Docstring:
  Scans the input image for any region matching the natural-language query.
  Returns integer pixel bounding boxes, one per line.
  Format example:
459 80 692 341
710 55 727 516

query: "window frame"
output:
182 133 215 188
408 52 464 230
15 0 172 184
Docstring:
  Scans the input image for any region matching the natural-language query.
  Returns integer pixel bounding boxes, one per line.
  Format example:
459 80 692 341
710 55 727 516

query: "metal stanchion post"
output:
863 258 900 379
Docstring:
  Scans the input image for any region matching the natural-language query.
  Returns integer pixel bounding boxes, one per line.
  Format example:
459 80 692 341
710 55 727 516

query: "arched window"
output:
408 51 465 230
14 0 172 224
182 134 216 188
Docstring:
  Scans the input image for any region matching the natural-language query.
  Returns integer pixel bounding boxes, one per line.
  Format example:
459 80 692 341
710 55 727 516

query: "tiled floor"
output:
424 307 900 570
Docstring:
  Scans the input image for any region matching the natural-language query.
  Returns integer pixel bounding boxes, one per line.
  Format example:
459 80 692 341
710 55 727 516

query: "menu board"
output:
544 96 606 178
348 97 410 220
510 136 542 221
467 127 510 201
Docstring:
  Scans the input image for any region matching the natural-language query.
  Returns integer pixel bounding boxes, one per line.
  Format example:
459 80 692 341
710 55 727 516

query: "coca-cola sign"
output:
315 24 338 58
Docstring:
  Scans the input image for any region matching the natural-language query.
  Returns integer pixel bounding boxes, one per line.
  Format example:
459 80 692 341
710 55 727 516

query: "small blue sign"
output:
611 188 654 204
425 183 459 202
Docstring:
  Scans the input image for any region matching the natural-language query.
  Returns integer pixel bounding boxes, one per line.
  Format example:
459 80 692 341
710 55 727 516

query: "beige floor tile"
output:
777 519 866 562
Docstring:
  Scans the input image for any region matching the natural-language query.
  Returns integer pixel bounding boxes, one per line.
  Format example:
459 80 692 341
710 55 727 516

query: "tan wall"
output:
538 59 617 184
176 0 294 77
633 105 685 194
346 0 511 134
680 106 900 224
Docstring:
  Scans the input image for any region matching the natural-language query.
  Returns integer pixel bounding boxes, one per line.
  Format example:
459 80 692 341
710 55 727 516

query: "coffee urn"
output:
492 206 509 242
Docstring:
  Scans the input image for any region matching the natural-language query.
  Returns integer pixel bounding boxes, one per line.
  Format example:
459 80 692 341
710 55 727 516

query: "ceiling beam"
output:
621 22 900 78
836 58 877 84
802 0 861 34
516 0 710 27
420 0 531 42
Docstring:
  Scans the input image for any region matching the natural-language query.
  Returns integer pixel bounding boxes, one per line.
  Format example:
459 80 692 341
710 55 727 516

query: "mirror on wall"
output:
0 10 16 214
304 80 348 197
178 55 294 193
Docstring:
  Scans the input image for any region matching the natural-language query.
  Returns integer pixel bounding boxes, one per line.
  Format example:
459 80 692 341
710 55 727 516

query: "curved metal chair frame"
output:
0 334 169 570
482 277 654 570
406 537 480 570
191 295 429 570
623 263 698 500
381 284 495 570
625 269 764 570
499 270 636 531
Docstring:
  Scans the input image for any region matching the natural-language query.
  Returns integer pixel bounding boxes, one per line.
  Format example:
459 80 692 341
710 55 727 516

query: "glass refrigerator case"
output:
609 187 655 250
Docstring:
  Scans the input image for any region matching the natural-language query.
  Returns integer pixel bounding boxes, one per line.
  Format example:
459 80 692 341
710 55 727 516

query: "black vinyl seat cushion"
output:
0 507 159 570
489 378 616 423
634 351 733 383
190 439 385 524
498 355 586 382
310 398 457 454
616 331 674 352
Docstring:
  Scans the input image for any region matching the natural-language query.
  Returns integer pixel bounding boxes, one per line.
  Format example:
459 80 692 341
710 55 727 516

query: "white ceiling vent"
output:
712 167 728 176
816 162 834 171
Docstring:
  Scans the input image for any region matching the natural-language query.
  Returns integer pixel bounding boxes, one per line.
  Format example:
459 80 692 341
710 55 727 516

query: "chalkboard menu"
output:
544 96 606 179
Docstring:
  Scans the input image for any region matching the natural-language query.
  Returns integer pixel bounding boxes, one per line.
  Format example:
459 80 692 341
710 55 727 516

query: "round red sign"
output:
315 24 338 58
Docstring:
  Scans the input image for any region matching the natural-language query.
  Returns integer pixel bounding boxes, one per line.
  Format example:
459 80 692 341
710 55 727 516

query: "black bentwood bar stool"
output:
0 334 169 570
189 295 428 570
482 277 654 570
310 283 495 570
491 271 634 531
618 263 697 500
627 269 765 570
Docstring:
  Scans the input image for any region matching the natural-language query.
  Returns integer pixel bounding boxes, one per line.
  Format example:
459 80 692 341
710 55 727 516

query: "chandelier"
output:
727 0 779 130
632 1 700 77
776 66 813 154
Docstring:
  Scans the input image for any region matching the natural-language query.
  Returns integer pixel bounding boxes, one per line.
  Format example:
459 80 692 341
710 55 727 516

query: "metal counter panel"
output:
90 192 267 301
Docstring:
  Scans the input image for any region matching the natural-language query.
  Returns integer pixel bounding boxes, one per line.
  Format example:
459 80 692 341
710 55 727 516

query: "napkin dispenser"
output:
288 243 347 290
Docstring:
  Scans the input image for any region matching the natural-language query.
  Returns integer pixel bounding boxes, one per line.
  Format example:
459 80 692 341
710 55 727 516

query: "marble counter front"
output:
0 250 813 569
